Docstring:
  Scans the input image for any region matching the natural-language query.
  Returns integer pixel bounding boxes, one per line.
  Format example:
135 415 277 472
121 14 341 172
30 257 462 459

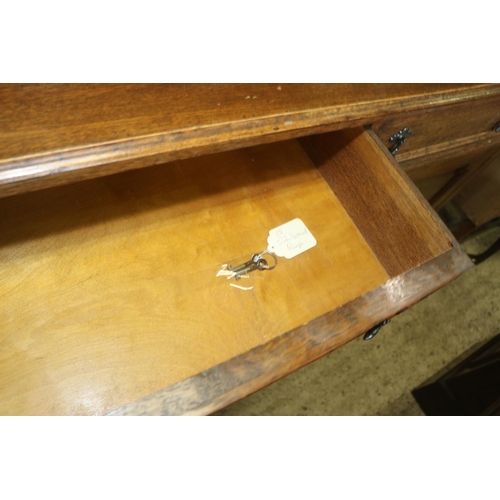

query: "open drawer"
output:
0 127 471 416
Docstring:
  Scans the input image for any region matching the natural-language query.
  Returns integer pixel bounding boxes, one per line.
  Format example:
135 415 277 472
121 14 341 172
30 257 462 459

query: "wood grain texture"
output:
428 148 500 210
372 93 500 157
366 129 465 251
456 152 500 225
401 140 499 180
1 84 498 198
396 132 500 168
405 145 500 208
300 128 452 277
0 138 391 415
108 246 473 416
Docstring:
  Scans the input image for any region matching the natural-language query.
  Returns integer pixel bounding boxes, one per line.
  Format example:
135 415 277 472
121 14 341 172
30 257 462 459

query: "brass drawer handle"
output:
389 127 412 155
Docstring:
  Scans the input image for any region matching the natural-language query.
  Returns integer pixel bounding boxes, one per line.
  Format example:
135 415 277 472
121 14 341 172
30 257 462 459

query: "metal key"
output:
228 253 276 280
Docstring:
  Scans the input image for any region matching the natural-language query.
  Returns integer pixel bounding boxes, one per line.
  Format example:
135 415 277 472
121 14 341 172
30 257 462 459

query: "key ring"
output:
253 250 278 270
221 250 278 280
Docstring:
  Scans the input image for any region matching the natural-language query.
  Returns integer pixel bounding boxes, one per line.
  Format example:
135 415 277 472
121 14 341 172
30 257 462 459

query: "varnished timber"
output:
372 137 500 207
300 128 452 277
366 128 465 251
0 126 472 416
109 246 472 416
396 134 500 170
428 148 500 210
1 84 499 198
372 93 500 157
401 140 499 180
366 128 495 231
456 153 500 225
397 141 500 208
109 130 474 416
1 138 392 415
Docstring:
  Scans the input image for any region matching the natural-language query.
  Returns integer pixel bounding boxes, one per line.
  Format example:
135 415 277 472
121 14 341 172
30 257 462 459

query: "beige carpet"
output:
215 224 500 416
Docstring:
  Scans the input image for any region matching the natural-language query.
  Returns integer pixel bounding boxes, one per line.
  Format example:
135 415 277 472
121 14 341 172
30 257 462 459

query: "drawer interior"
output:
0 128 453 415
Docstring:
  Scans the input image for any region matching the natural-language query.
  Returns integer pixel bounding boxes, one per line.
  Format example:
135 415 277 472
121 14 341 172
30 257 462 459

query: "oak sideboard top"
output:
0 85 484 415
1 83 499 197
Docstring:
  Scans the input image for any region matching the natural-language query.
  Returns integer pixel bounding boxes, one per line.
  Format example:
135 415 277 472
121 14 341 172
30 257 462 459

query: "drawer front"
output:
372 95 500 158
401 142 500 209
411 150 499 209
0 128 470 416
402 141 498 180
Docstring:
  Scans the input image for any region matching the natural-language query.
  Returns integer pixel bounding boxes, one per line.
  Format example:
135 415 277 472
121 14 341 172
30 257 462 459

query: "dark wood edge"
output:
453 219 476 241
2 85 500 199
430 147 500 211
365 128 463 251
107 247 472 416
428 168 473 210
396 131 500 165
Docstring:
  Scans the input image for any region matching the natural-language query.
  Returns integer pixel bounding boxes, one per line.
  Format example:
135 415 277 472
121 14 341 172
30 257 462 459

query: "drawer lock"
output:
389 127 412 155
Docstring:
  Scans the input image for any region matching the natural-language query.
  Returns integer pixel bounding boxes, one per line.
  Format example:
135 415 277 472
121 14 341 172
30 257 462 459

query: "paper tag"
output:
267 218 316 259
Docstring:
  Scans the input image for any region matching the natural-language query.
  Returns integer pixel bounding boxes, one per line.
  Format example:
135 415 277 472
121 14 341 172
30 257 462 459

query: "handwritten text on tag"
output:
267 218 316 259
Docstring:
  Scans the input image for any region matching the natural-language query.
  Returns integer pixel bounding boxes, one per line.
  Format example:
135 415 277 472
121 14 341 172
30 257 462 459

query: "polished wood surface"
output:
367 129 465 251
371 88 500 209
428 149 500 210
401 141 498 180
1 84 498 198
110 129 471 416
300 129 451 277
372 93 500 159
110 246 472 416
0 138 392 415
409 146 499 209
0 85 479 415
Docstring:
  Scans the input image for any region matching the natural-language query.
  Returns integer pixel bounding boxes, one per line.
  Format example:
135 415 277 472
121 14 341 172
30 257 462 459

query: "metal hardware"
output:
228 251 278 280
494 121 500 133
468 236 500 265
363 318 391 341
389 127 412 155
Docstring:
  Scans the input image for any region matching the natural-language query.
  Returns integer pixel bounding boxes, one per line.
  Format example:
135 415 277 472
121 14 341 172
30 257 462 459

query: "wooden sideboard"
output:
1 84 499 416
